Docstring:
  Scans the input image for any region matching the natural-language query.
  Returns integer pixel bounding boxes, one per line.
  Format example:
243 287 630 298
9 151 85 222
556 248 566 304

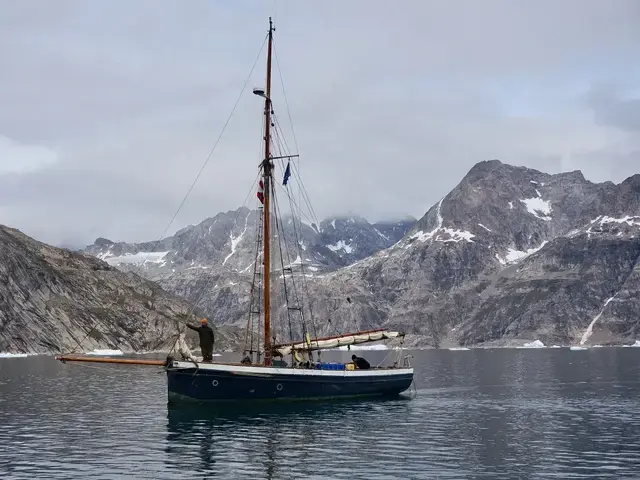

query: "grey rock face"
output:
308 161 640 346
317 216 416 266
84 210 415 277
81 160 640 348
455 229 640 346
82 210 415 338
0 225 242 354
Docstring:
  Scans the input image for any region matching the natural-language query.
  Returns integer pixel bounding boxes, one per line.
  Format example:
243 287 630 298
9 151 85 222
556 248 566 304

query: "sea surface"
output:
1 347 640 479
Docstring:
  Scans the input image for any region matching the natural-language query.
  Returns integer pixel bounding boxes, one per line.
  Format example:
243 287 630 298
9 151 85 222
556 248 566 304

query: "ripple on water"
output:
2 350 640 479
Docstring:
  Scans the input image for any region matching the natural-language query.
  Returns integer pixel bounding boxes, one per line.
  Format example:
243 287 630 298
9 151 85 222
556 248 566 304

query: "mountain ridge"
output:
83 211 417 277
308 160 640 346
75 160 640 349
0 224 243 354
5 159 639 353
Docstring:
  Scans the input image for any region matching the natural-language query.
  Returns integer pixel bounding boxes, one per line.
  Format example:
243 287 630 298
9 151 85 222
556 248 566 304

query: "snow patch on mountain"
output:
405 226 476 246
374 228 389 241
580 295 616 345
105 251 169 266
520 190 552 221
400 199 477 247
496 241 548 265
437 228 476 243
285 255 303 268
595 215 640 227
403 199 444 245
327 240 354 254
222 212 250 266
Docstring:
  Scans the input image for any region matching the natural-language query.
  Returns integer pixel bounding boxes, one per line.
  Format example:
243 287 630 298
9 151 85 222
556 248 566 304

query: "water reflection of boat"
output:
164 397 413 477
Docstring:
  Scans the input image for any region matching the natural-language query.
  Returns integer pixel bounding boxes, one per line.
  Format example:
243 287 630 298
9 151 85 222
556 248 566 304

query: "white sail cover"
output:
274 329 401 357
174 333 197 362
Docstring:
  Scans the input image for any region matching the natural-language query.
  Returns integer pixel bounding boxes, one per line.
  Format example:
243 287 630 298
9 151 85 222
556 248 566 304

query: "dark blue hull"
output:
165 364 414 403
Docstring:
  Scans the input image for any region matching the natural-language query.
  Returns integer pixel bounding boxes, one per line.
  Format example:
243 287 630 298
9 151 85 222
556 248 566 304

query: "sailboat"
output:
56 18 414 403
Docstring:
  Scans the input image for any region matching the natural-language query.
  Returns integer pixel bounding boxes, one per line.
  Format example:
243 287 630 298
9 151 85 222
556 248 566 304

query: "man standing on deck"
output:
186 318 215 362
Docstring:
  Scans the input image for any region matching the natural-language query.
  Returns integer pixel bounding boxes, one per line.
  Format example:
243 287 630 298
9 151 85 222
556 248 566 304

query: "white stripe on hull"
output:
169 361 413 378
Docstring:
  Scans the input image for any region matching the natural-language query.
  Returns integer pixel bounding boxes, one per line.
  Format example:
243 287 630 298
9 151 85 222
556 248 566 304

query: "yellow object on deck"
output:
346 363 355 371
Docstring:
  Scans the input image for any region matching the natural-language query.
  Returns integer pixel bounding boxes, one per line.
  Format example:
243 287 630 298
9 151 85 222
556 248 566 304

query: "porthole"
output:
212 379 219 387
276 383 283 391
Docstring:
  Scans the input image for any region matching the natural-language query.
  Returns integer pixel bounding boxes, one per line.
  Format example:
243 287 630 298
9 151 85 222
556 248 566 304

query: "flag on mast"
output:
257 180 264 204
282 161 291 186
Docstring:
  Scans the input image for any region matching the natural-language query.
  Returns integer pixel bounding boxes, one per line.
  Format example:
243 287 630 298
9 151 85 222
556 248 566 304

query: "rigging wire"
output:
273 39 304 223
271 113 321 230
128 32 269 281
272 39 323 243
273 38 383 336
70 33 270 354
270 120 376 335
271 163 307 346
183 171 262 318
270 189 289 343
256 103 314 350
148 95 269 293
239 96 270 359
272 41 299 152
243 199 264 357
270 124 296 345
151 31 331 354
270 124 319 233
268 114 322 350
65 22 401 362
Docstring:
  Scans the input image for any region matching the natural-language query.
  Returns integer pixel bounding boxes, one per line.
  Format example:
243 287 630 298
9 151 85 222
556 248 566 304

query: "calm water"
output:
1 347 640 479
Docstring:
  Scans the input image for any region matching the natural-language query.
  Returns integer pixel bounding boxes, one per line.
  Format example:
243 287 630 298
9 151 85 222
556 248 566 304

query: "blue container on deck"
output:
316 362 346 371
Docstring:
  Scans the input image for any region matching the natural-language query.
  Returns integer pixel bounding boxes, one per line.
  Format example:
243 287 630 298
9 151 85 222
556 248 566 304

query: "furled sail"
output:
273 328 403 357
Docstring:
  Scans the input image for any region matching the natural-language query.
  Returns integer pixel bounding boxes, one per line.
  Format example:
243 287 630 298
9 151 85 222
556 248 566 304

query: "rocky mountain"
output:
84 211 416 278
81 212 415 328
0 225 242 354
310 160 640 347
317 216 417 265
80 160 640 348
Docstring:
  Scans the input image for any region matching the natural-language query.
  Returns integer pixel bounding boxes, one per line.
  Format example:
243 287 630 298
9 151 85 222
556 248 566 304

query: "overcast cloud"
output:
0 0 639 247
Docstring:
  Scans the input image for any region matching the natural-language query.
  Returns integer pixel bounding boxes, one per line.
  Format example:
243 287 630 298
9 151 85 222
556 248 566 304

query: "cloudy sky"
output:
1 0 639 247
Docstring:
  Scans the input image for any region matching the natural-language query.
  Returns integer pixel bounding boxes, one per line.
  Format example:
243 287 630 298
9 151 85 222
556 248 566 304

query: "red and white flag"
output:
257 180 264 204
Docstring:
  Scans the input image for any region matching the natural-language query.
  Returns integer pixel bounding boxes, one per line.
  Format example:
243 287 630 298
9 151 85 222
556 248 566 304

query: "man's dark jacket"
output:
187 323 215 349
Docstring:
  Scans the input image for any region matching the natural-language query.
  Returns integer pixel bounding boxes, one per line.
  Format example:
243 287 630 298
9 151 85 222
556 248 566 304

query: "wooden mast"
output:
262 17 274 366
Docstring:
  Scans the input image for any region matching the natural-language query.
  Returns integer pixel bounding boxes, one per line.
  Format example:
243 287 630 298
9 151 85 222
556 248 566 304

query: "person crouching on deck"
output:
186 318 215 362
351 354 371 370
